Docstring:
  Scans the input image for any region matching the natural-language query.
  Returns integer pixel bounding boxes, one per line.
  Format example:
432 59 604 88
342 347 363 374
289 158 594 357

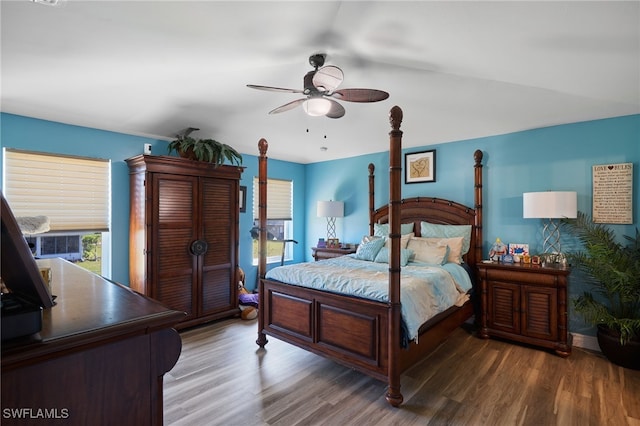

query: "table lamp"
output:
317 200 344 241
523 191 577 257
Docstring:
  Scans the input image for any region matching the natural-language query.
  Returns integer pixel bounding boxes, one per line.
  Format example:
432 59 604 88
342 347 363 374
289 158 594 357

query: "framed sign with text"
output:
592 163 632 224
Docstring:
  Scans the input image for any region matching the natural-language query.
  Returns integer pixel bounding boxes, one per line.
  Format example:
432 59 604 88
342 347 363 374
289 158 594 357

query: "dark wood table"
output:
1 258 185 425
311 246 357 261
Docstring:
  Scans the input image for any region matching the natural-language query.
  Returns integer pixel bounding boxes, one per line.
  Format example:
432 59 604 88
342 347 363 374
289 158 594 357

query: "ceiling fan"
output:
247 53 389 119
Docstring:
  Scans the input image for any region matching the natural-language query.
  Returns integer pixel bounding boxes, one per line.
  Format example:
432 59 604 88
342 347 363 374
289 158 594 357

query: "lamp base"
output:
542 218 561 254
326 217 337 241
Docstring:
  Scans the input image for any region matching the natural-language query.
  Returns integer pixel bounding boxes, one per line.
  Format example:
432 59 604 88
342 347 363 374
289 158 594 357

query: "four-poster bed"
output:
256 106 484 406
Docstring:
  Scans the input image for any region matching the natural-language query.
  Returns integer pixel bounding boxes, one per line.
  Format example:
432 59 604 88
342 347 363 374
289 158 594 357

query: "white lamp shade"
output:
303 98 332 116
317 200 344 218
523 191 577 219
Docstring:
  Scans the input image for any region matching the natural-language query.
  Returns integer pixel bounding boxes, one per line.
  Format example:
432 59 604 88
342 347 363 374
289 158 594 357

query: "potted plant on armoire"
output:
564 211 640 370
167 127 242 166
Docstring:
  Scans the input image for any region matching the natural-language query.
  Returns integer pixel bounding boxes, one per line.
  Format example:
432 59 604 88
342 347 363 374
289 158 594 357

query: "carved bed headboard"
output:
368 150 484 268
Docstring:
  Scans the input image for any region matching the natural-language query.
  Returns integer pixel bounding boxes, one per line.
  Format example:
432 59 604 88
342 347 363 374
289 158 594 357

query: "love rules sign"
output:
592 163 633 224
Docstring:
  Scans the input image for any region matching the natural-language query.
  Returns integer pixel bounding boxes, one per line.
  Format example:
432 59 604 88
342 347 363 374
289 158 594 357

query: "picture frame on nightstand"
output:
508 243 529 256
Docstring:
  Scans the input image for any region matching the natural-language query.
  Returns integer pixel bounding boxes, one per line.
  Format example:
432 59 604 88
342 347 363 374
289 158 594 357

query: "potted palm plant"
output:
167 127 242 166
563 211 640 370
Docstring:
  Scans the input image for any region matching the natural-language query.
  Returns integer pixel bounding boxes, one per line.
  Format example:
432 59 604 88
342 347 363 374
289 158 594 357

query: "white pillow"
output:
420 236 465 264
420 222 472 256
385 233 414 249
406 237 449 265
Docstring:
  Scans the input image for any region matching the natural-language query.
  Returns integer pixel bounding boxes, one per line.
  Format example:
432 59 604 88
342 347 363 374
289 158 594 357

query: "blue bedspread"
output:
265 255 472 342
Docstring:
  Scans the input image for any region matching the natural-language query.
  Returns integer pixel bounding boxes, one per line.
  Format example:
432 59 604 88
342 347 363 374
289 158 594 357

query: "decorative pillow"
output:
354 238 386 262
420 222 472 256
360 235 383 245
406 237 450 265
385 232 414 249
374 247 414 266
421 236 465 264
373 222 415 237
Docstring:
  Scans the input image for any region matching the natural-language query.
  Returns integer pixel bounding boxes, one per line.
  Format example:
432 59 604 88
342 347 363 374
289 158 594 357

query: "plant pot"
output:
178 147 197 161
597 325 640 370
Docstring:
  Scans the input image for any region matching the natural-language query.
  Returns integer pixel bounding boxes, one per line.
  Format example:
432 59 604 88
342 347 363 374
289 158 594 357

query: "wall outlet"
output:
143 143 152 155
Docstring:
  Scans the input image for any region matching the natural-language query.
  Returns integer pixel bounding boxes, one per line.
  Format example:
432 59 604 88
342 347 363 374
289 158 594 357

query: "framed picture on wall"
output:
405 149 436 184
239 186 247 213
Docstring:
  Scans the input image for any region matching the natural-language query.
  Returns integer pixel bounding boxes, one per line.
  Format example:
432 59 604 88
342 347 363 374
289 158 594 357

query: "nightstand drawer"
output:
483 267 560 286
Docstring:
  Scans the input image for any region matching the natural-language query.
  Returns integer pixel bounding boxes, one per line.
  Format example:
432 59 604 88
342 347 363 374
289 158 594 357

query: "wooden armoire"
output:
126 155 243 329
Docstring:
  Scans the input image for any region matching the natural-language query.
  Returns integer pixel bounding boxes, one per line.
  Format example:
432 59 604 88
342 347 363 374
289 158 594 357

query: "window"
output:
3 149 111 276
252 177 293 265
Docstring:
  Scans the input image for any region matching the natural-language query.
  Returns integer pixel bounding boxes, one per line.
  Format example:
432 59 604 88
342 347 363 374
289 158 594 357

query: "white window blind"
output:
252 177 292 220
4 149 110 232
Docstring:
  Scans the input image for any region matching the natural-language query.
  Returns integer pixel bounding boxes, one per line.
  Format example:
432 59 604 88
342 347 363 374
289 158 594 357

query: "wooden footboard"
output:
259 278 390 382
258 277 475 382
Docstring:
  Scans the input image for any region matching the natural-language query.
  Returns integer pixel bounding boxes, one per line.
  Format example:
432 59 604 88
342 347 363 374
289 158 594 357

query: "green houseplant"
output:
563 211 640 369
167 127 242 166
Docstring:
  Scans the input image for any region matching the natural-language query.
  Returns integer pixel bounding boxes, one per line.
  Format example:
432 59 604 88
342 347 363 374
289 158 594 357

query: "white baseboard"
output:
572 333 600 352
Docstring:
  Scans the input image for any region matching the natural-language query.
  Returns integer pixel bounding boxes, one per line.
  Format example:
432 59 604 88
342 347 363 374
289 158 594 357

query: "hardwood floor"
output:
164 318 640 426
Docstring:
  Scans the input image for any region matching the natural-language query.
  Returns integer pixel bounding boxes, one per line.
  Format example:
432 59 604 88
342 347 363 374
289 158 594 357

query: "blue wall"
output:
306 115 639 255
0 113 306 287
2 112 639 337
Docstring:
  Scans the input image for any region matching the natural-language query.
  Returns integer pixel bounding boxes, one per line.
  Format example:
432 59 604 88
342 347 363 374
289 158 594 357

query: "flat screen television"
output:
1 193 54 308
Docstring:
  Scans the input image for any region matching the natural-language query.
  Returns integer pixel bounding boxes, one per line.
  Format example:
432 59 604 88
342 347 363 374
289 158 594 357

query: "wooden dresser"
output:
477 261 571 357
1 258 185 426
126 155 243 328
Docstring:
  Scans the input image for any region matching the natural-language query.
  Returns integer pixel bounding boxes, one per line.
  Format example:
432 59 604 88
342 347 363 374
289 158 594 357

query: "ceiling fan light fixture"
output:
303 98 332 116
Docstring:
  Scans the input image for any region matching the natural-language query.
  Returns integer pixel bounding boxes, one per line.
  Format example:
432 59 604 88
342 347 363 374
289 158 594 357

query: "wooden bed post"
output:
473 149 484 328
256 138 269 347
473 150 484 265
368 163 375 236
386 105 404 407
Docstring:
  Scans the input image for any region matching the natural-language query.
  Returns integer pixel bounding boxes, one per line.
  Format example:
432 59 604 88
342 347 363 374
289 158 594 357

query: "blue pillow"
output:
374 247 414 266
420 222 472 256
373 222 415 237
354 238 386 261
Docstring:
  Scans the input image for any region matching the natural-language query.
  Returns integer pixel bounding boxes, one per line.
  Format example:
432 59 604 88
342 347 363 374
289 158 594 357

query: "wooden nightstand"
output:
476 261 572 357
312 246 357 261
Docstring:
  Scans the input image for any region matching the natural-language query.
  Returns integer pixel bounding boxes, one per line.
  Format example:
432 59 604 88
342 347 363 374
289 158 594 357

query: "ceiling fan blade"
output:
268 98 306 114
247 84 303 94
312 65 344 92
325 99 345 119
332 88 389 103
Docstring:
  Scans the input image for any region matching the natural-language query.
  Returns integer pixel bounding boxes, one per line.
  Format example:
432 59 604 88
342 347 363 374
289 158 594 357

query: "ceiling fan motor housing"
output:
309 53 326 69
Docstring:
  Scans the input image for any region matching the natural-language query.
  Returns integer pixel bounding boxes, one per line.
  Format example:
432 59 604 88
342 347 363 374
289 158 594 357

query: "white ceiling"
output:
2 1 639 164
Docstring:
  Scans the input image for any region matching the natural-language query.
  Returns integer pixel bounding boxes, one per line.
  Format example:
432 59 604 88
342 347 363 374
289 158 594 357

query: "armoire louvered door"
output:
200 177 236 317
